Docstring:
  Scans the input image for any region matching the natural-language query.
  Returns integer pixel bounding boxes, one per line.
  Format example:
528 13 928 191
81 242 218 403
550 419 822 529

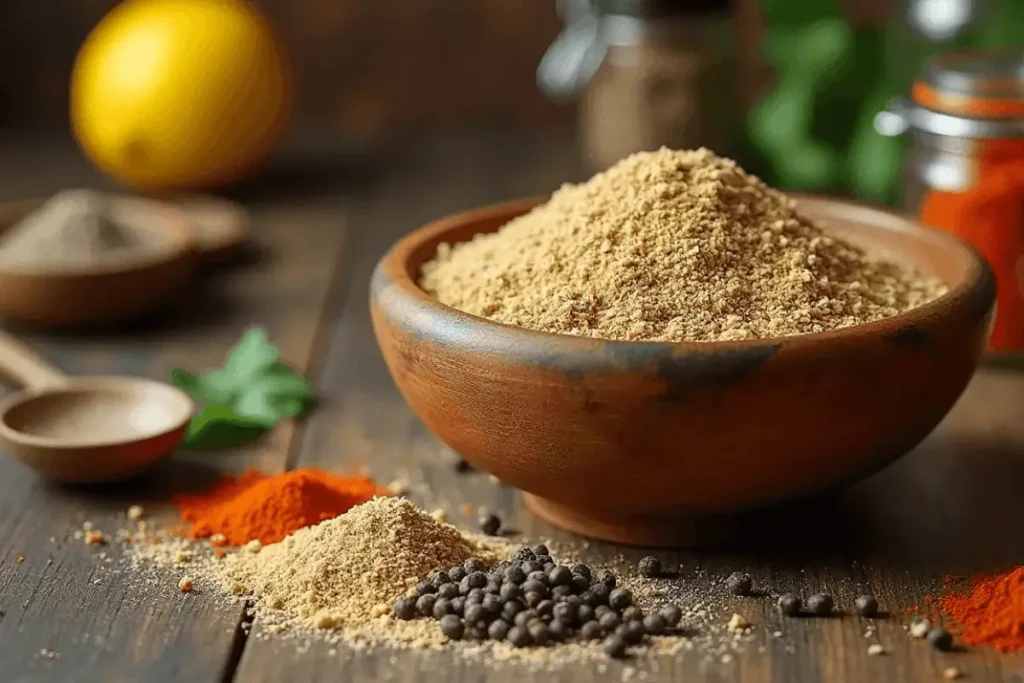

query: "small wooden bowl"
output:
0 197 198 328
370 196 996 546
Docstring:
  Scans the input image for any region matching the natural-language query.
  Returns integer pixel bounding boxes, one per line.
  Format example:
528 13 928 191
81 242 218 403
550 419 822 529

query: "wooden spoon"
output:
0 331 193 483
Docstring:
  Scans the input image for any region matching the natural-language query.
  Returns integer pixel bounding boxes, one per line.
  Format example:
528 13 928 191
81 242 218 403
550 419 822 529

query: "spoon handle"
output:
0 330 67 389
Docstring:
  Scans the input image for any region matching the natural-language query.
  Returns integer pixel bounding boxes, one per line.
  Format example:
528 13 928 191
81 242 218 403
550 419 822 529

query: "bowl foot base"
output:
523 493 737 548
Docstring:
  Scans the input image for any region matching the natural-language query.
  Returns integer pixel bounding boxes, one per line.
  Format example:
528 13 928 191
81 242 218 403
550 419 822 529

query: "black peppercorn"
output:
499 583 521 602
488 619 511 642
416 580 435 596
466 572 488 590
927 627 954 652
394 598 416 620
522 560 543 575
580 620 602 640
465 603 487 624
549 566 573 586
551 585 573 599
549 619 570 641
622 606 644 622
464 558 486 574
855 595 879 618
513 610 537 628
415 594 437 617
528 621 550 646
437 583 460 600
599 611 621 632
430 570 450 588
512 547 535 564
450 597 465 616
777 593 802 617
571 563 592 581
522 580 548 596
604 633 628 658
479 513 501 536
622 619 646 644
571 575 590 593
482 594 503 616
805 594 834 616
608 588 633 611
507 626 530 647
432 599 451 619
591 583 611 604
439 614 464 640
642 614 666 635
502 600 523 621
447 565 466 582
504 565 526 584
578 605 596 624
465 588 485 604
638 556 662 578
532 544 550 557
553 602 577 624
525 591 544 608
659 605 682 627
726 572 753 596
596 569 617 587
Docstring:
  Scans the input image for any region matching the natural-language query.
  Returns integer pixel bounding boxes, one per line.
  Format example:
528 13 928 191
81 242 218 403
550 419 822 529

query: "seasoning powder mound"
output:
0 189 167 270
174 469 390 546
937 566 1024 652
420 148 947 342
224 496 503 628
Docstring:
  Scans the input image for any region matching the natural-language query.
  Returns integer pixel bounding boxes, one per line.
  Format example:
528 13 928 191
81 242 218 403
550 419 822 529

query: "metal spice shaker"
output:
876 50 1024 352
538 0 738 171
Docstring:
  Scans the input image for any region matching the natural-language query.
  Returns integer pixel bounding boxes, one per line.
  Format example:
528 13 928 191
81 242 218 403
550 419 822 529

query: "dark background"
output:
0 0 782 135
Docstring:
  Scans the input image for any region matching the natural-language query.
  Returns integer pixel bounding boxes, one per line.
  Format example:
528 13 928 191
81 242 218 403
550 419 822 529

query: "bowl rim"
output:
373 194 995 352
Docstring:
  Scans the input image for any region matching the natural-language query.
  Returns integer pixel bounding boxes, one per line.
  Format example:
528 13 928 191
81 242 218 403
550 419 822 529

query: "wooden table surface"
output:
0 131 1022 683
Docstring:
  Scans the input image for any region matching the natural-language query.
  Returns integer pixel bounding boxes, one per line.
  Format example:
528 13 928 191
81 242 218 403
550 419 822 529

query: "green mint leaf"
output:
223 328 279 381
171 327 314 450
182 404 267 450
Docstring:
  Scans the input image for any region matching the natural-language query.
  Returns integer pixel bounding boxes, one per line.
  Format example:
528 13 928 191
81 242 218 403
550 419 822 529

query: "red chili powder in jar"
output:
174 469 390 546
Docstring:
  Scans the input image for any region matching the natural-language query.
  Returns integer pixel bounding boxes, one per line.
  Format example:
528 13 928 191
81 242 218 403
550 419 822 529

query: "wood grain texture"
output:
1 132 1023 683
0 138 351 682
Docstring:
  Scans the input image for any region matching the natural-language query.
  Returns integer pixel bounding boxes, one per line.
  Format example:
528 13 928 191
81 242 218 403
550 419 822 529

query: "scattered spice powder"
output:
421 148 946 342
224 496 506 629
174 469 390 546
936 566 1024 652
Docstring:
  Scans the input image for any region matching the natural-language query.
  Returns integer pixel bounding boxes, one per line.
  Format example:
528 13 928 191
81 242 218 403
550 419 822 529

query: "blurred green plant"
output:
744 0 1024 205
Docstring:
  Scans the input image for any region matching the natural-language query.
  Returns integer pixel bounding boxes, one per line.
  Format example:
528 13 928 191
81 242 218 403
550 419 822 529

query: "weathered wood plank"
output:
0 143 353 682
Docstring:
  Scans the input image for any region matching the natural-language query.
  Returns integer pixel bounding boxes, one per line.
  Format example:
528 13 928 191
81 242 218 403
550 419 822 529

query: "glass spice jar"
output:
538 0 738 171
876 50 1024 354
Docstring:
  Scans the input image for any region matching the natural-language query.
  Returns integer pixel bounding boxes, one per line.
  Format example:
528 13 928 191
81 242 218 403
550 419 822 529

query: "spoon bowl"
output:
0 332 193 483
0 195 198 328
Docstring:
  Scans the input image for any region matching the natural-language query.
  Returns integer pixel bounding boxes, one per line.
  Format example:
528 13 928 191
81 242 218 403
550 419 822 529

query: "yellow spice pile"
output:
420 148 947 342
223 496 506 631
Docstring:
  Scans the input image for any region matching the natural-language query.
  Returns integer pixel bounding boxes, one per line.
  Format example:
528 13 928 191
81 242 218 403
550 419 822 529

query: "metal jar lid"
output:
876 50 1024 140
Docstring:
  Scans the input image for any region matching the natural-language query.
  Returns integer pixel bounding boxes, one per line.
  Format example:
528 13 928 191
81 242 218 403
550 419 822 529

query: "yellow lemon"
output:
71 0 291 192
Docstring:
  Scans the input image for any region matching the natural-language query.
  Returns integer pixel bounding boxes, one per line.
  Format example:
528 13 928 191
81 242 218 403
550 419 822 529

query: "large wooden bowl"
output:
370 196 996 546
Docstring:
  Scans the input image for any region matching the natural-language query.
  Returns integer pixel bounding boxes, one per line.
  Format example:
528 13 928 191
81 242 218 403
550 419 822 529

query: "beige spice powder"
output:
420 148 947 342
223 496 508 630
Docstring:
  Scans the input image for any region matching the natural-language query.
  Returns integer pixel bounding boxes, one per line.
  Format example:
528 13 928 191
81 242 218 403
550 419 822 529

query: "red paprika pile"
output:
174 469 390 546
936 566 1024 653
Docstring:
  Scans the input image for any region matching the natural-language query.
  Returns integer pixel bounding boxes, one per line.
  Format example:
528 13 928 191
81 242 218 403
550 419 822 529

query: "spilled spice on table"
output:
174 469 389 546
933 566 1024 652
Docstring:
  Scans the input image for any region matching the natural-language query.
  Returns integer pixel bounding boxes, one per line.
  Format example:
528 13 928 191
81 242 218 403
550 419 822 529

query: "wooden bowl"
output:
370 196 996 546
0 197 198 328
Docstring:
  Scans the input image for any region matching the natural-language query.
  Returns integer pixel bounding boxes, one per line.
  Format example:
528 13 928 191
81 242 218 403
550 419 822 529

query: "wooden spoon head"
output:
0 377 193 483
